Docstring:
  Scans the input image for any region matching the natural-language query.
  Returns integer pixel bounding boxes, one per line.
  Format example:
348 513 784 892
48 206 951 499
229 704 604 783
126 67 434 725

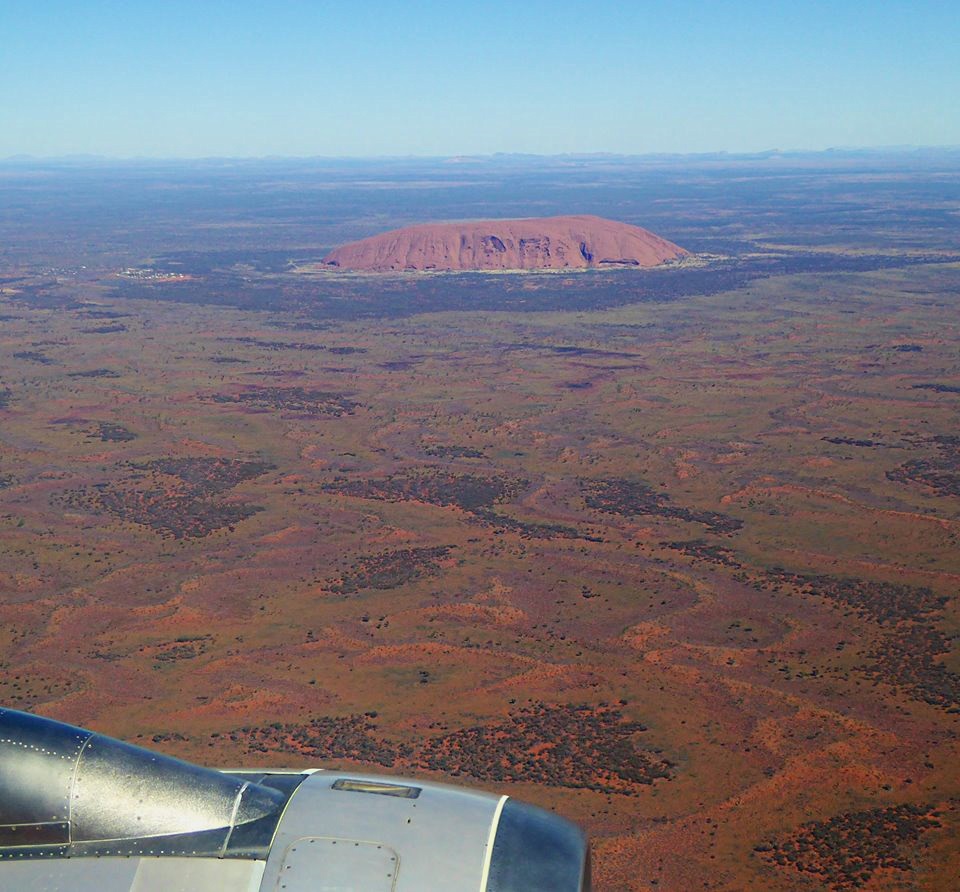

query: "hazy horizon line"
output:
3 145 960 166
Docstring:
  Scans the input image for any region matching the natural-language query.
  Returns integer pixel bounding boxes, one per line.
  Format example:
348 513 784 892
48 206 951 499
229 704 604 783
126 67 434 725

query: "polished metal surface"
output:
0 706 88 848
485 797 590 892
0 709 291 860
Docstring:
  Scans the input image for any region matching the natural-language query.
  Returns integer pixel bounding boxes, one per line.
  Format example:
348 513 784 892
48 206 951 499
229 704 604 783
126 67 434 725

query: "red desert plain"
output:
1 154 958 890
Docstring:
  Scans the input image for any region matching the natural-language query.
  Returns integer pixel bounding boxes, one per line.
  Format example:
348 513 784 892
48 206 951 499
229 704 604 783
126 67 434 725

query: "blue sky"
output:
1 0 957 157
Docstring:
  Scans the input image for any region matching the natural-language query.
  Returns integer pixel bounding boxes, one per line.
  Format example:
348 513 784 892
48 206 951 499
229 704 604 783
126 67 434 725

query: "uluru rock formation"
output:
323 215 688 272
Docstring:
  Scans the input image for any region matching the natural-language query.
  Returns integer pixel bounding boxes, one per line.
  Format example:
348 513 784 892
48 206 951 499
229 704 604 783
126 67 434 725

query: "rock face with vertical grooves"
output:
323 215 688 272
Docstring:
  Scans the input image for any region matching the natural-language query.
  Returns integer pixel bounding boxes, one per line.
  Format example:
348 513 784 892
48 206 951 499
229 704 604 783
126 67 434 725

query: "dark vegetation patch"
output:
755 803 942 890
0 474 15 489
767 568 958 710
212 386 359 417
6 283 86 310
662 539 743 567
864 628 960 712
888 461 960 497
911 383 960 394
87 648 125 662
328 546 452 594
134 457 275 493
80 309 131 319
891 344 923 352
765 571 947 625
154 647 204 663
500 342 644 360
112 250 959 320
226 337 326 351
0 670 82 709
146 635 214 666
67 368 121 378
0 389 11 410
886 435 960 497
12 350 54 364
210 356 250 364
220 337 368 355
82 324 126 334
582 477 743 534
472 510 587 540
322 470 525 513
288 321 331 331
151 644 209 665
87 422 137 443
423 444 486 459
58 457 273 538
88 635 212 665
323 472 650 540
113 263 758 318
234 714 410 767
151 731 189 744
415 704 672 793
59 485 262 539
822 436 883 448
379 359 421 370
231 704 673 792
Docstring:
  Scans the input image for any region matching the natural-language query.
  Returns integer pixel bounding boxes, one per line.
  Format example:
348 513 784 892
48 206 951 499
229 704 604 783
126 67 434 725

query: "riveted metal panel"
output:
73 734 248 840
260 771 501 892
0 708 89 827
0 822 69 846
0 709 290 861
273 838 398 891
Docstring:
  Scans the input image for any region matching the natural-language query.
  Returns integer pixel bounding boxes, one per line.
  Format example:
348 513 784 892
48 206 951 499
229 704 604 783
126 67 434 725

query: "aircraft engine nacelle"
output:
0 707 590 891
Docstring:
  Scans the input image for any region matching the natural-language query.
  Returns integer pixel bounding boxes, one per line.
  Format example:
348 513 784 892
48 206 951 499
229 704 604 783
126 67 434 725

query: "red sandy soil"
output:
323 215 688 272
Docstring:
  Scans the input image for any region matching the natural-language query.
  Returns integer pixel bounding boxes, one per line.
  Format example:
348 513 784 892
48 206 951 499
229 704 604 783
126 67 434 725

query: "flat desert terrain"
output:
0 153 957 890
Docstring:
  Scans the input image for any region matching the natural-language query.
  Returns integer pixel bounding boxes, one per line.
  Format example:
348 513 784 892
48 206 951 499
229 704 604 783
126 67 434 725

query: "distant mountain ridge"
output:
323 214 688 272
